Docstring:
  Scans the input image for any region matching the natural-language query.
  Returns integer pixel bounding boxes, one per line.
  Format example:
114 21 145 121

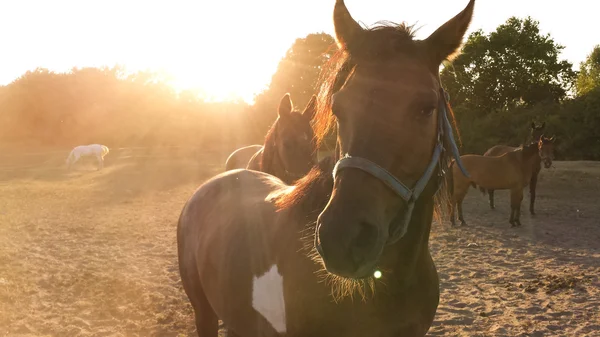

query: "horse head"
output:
313 0 475 279
262 94 318 183
539 134 556 168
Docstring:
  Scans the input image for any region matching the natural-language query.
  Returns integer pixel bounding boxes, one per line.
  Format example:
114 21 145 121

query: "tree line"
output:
1 17 598 159
0 67 262 151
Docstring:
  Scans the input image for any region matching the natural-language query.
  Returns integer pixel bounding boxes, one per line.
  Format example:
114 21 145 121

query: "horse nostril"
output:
350 222 379 267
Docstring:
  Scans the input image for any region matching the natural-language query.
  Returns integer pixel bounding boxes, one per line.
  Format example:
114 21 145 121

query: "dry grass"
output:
0 150 598 336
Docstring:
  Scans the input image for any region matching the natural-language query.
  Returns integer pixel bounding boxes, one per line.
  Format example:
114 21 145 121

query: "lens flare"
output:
374 270 382 279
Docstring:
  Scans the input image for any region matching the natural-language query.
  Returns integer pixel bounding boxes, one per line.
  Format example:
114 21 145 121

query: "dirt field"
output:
0 149 598 336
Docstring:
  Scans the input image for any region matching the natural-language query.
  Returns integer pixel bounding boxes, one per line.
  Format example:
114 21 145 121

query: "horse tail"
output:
446 160 455 198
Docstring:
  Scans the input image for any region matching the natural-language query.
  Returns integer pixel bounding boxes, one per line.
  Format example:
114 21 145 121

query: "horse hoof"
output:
460 221 467 226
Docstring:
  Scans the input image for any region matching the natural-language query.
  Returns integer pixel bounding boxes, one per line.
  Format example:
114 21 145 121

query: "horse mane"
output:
259 119 279 174
273 155 335 215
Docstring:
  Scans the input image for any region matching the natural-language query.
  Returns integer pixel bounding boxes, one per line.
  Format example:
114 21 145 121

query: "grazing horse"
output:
177 0 475 336
224 93 318 184
450 137 555 227
66 144 110 170
481 122 550 212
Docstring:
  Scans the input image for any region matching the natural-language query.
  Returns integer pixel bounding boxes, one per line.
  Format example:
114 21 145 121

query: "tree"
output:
0 67 252 149
441 17 576 115
251 33 337 138
575 45 600 96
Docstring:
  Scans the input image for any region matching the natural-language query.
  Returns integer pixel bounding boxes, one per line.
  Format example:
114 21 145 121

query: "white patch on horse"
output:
252 264 286 333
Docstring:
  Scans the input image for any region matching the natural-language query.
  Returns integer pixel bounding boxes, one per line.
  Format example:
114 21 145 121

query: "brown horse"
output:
450 137 555 227
224 93 317 184
481 121 550 212
177 0 475 336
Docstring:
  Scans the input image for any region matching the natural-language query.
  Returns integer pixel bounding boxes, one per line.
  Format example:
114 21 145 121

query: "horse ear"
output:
550 135 556 143
302 95 317 120
540 122 546 129
333 0 364 52
278 93 293 118
531 122 536 129
424 0 475 65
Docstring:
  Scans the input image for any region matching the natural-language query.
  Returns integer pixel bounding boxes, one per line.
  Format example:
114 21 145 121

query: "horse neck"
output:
532 152 542 171
514 145 540 180
260 124 291 183
522 144 539 164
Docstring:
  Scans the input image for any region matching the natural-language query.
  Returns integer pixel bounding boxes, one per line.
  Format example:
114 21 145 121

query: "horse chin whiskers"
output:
299 220 378 303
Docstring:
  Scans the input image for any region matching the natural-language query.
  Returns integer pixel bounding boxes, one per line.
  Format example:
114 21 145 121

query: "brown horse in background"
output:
177 0 475 336
481 121 549 212
450 137 555 227
224 93 317 184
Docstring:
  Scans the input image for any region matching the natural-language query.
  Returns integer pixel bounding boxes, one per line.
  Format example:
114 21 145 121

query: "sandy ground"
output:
0 150 598 336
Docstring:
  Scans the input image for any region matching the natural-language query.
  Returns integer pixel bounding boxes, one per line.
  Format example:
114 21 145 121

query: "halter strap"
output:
333 143 444 203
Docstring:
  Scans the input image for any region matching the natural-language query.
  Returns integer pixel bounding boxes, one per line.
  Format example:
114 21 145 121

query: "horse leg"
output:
529 172 538 215
450 200 457 226
188 284 219 337
194 298 219 337
509 188 524 227
455 187 468 226
488 189 495 210
179 262 218 336
96 155 103 170
71 155 80 169
458 198 467 226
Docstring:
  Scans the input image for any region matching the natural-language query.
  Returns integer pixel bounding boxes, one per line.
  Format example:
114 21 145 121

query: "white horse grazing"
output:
66 144 110 170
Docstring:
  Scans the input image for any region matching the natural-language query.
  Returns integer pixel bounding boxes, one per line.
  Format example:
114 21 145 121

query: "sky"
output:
0 0 597 103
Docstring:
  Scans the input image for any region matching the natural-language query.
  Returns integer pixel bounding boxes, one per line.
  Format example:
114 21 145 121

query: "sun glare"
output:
166 64 271 105
0 0 301 106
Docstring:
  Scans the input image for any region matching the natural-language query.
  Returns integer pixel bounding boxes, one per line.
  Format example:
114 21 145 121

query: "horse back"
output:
225 145 263 171
246 147 264 171
483 144 517 157
458 154 523 190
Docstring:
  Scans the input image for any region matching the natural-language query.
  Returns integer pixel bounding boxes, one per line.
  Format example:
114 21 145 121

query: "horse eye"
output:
420 106 436 117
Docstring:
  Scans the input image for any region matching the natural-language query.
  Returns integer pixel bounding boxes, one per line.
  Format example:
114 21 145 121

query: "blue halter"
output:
332 88 470 244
